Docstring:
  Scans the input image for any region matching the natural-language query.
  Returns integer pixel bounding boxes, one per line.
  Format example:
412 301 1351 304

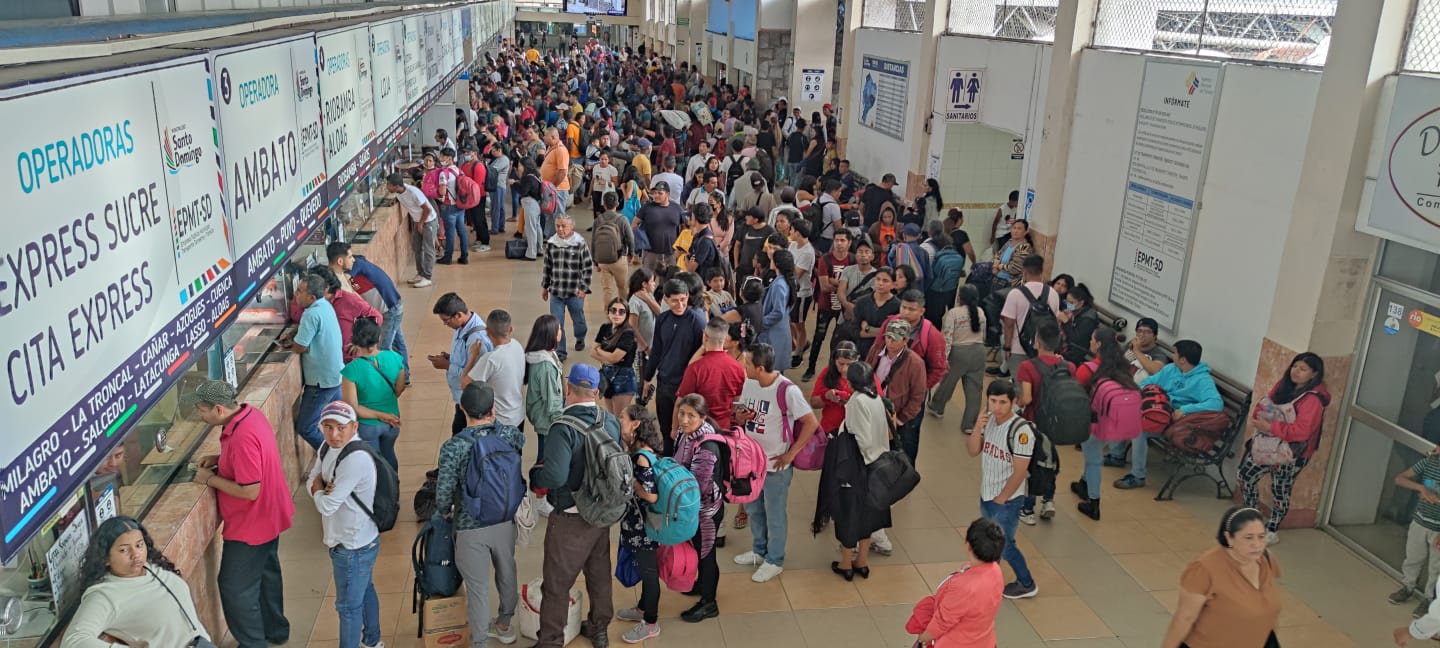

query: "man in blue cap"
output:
529 364 622 648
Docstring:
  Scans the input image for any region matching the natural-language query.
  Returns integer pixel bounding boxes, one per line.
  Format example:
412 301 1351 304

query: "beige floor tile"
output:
887 526 968 564
1112 552 1190 592
308 592 407 642
1149 589 1178 614
717 610 805 648
792 606 887 647
646 615 729 647
1274 622 1357 647
713 573 792 614
914 561 968 592
1012 595 1114 641
888 496 955 529
853 564 933 607
1083 520 1166 556
284 559 337 600
1041 638 1128 648
1001 556 1077 599
867 603 920 647
394 440 440 467
995 603 1047 647
779 567 865 609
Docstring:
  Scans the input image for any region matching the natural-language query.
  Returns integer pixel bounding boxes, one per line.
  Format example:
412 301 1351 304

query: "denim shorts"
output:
601 364 638 397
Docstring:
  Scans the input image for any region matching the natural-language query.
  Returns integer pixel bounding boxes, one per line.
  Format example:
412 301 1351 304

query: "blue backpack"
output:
636 449 701 546
929 248 967 294
460 431 526 527
411 515 461 599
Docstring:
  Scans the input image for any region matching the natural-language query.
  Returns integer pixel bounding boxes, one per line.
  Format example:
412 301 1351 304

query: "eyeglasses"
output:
608 307 628 315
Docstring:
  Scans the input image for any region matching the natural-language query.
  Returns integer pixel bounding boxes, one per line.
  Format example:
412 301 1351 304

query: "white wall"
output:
1053 49 1322 382
760 0 794 29
846 28 923 182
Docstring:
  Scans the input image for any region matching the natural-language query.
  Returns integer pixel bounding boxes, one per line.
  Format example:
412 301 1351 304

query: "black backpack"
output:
725 154 747 191
411 516 461 600
1017 284 1057 358
1029 358 1092 445
320 441 401 532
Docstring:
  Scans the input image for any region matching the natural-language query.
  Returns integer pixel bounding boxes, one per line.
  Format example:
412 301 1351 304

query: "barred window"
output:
947 0 1058 41
1092 0 1334 66
863 0 928 30
1406 0 1440 71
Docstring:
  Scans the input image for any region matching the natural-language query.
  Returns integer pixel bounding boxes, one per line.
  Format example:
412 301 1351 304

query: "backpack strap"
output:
846 270 879 301
326 443 378 522
775 377 794 444
881 348 910 392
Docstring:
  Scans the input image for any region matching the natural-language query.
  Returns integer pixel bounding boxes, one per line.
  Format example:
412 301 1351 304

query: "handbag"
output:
615 544 641 587
1250 433 1296 466
151 567 217 648
505 239 529 259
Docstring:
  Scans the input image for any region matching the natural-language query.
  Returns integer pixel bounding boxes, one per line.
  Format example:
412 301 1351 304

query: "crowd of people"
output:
61 30 1426 648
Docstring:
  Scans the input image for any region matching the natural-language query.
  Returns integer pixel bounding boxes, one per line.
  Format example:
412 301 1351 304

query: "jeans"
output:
219 538 289 648
357 422 399 471
745 466 794 566
979 497 1033 587
556 189 570 216
412 219 439 279
931 344 986 428
522 197 542 259
1112 432 1158 479
329 540 381 648
897 417 922 466
1081 436 1104 499
786 162 805 183
297 385 341 449
456 523 519 641
440 205 469 261
379 301 409 381
549 294 588 354
491 186 508 231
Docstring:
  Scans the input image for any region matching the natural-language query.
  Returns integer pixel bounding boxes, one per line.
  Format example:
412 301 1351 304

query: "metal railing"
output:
946 0 1058 41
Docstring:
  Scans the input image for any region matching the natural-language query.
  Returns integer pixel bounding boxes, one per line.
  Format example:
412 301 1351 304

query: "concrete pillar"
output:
1247 0 1414 529
788 0 839 115
834 0 863 150
903 0 945 199
1028 0 1097 262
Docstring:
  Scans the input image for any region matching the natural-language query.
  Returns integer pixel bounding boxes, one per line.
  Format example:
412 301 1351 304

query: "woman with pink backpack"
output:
1070 327 1142 521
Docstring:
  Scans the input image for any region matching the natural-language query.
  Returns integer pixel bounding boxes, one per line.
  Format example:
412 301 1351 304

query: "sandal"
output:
734 511 748 530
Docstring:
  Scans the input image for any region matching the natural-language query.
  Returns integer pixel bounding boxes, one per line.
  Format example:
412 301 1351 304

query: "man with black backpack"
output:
436 382 524 646
529 364 626 648
998 254 1060 377
1014 323 1075 525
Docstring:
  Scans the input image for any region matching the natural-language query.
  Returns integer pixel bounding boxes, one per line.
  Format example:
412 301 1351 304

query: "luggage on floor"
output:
505 239 528 259
516 578 583 644
412 515 461 607
413 468 438 521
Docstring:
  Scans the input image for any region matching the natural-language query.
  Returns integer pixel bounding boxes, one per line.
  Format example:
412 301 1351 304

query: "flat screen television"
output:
565 0 626 16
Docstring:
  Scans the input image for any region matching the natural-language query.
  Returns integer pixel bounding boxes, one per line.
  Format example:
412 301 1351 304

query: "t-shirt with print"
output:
980 415 1034 502
1015 354 1076 421
816 253 851 312
1413 455 1440 531
738 377 814 470
340 351 405 425
1000 281 1062 355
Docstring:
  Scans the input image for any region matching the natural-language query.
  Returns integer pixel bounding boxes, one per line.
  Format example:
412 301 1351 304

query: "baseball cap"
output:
567 363 602 390
1136 317 1160 334
637 137 653 149
650 178 670 191
885 318 912 340
881 173 897 184
901 223 921 237
318 401 357 425
460 382 496 419
750 174 765 188
182 380 238 409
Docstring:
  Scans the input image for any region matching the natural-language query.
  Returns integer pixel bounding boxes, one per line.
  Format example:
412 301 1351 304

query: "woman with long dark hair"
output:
930 285 987 428
1238 352 1328 544
992 220 1034 288
342 317 406 471
1163 507 1281 648
915 178 943 223
1071 326 1139 520
524 315 563 480
671 394 728 623
64 517 210 647
591 298 639 417
816 361 893 580
810 341 864 436
759 248 797 370
1059 283 1101 365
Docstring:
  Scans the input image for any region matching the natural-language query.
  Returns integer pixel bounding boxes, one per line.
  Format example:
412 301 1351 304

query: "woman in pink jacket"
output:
906 518 1005 647
1238 352 1329 546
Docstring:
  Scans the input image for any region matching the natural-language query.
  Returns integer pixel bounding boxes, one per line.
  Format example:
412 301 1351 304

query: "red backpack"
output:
539 180 562 216
1140 384 1173 434
657 542 697 592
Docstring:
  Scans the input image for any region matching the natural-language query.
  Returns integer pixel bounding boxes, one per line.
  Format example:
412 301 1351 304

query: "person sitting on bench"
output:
1112 339 1223 490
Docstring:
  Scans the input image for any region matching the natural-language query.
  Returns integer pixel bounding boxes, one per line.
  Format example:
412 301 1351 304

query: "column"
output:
1250 0 1414 528
787 0 839 116
903 0 944 199
1027 0 1098 262
835 0 863 149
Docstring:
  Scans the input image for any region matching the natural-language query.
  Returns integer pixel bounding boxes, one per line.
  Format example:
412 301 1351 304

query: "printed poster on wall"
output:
317 26 378 204
1360 75 1440 255
0 59 235 561
1108 60 1222 330
402 16 424 110
213 36 327 299
800 68 826 103
858 56 909 141
370 21 408 148
423 13 441 91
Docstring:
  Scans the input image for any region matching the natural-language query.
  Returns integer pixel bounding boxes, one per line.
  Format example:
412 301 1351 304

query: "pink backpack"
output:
692 427 768 505
657 542 697 591
1091 378 1142 442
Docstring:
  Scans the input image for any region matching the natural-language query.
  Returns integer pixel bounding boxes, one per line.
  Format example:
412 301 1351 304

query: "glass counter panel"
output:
1330 418 1435 575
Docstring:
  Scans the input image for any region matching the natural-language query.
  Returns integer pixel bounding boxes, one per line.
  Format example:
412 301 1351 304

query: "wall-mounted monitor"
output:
565 0 626 17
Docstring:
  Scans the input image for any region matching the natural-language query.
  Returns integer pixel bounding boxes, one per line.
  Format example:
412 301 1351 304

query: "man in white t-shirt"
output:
732 343 818 584
388 173 438 287
998 254 1060 376
686 140 713 183
788 221 816 368
467 309 526 429
966 379 1038 600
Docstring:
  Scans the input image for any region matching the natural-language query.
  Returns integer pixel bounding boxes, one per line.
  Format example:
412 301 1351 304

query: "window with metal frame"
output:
946 0 1059 41
1091 0 1334 66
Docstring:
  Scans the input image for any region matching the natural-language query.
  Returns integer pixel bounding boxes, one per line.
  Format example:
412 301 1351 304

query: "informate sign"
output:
1108 60 1223 330
858 55 909 141
1360 74 1440 255
213 36 328 304
0 59 234 560
317 26 378 205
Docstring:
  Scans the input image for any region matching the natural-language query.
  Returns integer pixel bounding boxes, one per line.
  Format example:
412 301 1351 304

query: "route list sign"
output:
1108 60 1222 330
858 55 908 141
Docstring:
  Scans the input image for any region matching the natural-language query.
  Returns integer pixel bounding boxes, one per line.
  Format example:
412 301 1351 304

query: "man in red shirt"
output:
878 289 949 389
1014 322 1073 526
678 318 746 432
190 380 295 648
804 228 854 381
287 266 382 363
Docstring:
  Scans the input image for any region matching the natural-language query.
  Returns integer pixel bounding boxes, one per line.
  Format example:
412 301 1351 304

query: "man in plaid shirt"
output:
542 214 595 361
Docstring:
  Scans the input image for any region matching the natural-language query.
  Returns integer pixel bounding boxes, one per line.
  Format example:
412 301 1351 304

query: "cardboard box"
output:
422 595 468 632
422 625 470 648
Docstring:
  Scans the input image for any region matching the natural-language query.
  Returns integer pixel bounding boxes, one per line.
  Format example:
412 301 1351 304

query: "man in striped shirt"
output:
966 379 1039 600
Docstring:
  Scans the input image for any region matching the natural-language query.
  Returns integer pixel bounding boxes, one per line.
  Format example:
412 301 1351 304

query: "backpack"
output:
411 516 461 599
725 154 747 190
319 441 400 532
691 428 768 505
657 542 698 592
540 180 562 217
413 468 438 520
1005 417 1058 480
889 241 929 292
1091 378 1143 443
1029 358 1091 445
635 449 701 545
556 413 633 527
484 159 502 192
459 429 526 527
592 217 625 264
421 168 443 201
929 248 966 294
1016 284 1057 358
1140 384 1174 434
455 174 483 209
802 201 827 237
1163 411 1232 454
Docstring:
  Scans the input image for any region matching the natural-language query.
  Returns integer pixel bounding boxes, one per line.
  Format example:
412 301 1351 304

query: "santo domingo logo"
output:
162 123 204 173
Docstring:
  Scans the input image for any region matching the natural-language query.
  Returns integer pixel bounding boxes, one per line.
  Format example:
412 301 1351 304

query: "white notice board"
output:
1108 60 1223 330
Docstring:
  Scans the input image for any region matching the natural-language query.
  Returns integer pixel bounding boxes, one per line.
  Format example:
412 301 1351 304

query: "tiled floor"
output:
268 207 1408 647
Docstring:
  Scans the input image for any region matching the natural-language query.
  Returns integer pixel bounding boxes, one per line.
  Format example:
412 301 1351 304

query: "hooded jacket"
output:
1141 362 1224 416
1253 382 1331 459
542 230 595 297
524 350 563 437
529 403 621 512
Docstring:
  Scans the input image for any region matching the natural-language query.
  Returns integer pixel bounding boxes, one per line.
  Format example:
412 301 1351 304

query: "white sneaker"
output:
870 529 893 555
478 245 493 252
534 494 554 518
751 562 783 582
362 642 385 648
412 278 433 288
407 276 423 284
1040 500 1057 520
1019 511 1038 526
733 551 764 566
1266 531 1280 546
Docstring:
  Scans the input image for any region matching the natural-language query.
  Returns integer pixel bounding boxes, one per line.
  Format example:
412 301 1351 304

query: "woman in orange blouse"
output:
1162 507 1282 648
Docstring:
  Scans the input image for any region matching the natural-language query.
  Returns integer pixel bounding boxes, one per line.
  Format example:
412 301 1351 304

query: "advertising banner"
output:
370 21 407 148
1360 75 1440 255
423 13 441 92
1108 60 1222 330
402 16 424 110
213 36 328 301
0 59 234 561
317 26 378 206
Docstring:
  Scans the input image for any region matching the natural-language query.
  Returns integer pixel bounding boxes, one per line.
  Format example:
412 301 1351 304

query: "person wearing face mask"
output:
1162 507 1282 648
64 517 212 648
1057 283 1101 365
